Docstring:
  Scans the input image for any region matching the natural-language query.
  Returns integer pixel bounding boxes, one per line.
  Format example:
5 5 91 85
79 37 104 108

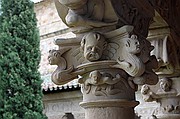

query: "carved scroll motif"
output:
113 35 145 77
111 33 158 85
48 48 83 85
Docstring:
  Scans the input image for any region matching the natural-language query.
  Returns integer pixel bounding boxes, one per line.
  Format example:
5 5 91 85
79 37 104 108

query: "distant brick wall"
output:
34 0 68 36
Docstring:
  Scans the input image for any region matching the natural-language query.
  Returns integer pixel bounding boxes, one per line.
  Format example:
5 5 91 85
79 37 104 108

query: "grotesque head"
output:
81 32 107 61
124 35 141 54
89 70 102 84
159 77 172 92
48 49 61 65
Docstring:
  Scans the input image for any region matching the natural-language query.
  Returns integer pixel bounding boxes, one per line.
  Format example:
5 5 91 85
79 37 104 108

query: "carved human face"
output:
160 78 171 92
82 33 106 61
48 50 59 65
90 71 101 84
125 36 140 54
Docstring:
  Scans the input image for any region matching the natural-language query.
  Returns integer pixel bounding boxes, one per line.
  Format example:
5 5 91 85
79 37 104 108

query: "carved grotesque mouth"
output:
136 45 140 51
86 52 100 61
137 45 140 49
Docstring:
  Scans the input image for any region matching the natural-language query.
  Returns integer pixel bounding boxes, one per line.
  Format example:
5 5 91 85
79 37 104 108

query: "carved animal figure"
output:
48 49 68 70
48 48 77 85
113 35 145 77
141 84 157 102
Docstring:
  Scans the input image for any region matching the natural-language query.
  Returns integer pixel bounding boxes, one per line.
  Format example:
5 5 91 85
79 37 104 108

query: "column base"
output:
80 99 139 119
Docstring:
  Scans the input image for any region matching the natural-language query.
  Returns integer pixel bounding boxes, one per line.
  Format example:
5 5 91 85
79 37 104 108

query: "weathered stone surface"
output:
36 0 180 119
43 90 85 119
48 0 158 118
34 0 68 36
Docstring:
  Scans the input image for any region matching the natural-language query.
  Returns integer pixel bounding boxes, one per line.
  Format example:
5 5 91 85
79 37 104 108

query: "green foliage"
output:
0 0 47 119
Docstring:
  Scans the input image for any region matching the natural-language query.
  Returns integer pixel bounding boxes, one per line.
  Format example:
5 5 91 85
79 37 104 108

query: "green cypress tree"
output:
0 0 47 119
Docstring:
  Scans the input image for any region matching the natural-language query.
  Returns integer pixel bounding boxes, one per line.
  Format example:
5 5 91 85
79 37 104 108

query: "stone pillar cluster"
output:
47 0 180 119
139 14 180 119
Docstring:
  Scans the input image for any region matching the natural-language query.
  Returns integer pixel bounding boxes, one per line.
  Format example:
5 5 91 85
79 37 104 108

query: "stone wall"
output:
43 90 85 119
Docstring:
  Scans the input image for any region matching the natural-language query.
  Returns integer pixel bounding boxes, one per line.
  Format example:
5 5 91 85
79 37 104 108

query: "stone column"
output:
79 68 138 119
139 25 180 119
49 0 158 119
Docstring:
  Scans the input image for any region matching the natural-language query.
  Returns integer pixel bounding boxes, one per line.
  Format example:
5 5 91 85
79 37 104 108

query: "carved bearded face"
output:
81 32 107 61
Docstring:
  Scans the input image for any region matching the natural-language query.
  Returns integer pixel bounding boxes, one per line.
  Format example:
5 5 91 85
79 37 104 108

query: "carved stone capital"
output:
48 25 158 86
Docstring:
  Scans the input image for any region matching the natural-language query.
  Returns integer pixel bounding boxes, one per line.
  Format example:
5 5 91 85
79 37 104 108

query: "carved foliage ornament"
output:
48 48 78 85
